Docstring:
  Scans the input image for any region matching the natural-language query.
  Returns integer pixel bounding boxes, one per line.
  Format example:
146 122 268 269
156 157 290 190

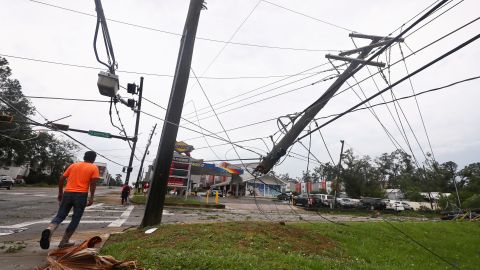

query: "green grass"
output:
130 195 213 206
102 221 480 270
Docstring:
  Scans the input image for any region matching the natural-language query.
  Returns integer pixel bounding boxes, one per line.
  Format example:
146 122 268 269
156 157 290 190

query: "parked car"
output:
277 192 293 201
401 201 413 210
315 194 334 207
293 194 309 206
384 200 405 211
360 197 386 210
0 175 14 190
336 198 357 208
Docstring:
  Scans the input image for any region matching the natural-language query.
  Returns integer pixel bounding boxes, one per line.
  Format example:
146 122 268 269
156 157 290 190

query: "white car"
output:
385 200 405 211
401 201 413 210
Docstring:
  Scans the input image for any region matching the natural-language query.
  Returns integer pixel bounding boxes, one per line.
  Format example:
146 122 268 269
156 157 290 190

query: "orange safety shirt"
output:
63 162 100 193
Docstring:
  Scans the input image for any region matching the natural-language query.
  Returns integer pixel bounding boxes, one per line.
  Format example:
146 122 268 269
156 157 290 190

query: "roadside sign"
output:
88 130 112 138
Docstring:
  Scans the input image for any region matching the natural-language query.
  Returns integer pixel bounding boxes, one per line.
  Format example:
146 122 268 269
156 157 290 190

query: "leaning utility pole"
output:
125 77 144 185
256 36 391 174
332 140 345 209
254 0 448 175
142 0 205 227
135 123 157 190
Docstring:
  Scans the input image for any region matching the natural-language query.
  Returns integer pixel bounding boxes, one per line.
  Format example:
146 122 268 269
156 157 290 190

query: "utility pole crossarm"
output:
326 54 386 67
349 33 405 42
339 39 402 56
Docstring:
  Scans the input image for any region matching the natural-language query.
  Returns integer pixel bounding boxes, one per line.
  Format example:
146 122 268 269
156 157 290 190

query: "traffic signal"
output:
127 83 137 94
127 99 136 109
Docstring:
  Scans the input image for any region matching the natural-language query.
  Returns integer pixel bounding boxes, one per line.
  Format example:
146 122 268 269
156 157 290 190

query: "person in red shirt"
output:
40 151 100 249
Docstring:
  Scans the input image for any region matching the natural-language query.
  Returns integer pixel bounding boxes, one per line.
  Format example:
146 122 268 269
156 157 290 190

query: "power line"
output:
194 73 340 122
200 0 261 76
182 72 479 145
28 0 339 53
398 43 436 160
185 67 342 121
187 15 480 125
261 0 355 32
332 15 480 100
139 110 263 157
299 33 480 141
0 96 126 166
13 95 109 103
0 53 333 80
310 75 480 123
182 61 341 117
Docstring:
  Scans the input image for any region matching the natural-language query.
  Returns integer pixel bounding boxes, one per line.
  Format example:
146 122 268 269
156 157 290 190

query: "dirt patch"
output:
233 222 335 255
95 195 122 205
107 222 336 257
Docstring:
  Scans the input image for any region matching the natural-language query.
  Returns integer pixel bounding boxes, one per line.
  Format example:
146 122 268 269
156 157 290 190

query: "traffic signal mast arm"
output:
0 119 134 141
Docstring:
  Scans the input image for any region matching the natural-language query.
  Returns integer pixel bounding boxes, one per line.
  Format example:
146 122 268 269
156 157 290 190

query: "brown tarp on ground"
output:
37 236 137 270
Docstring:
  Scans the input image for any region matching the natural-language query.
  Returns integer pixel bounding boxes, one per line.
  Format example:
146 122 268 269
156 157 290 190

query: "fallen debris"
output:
37 236 137 270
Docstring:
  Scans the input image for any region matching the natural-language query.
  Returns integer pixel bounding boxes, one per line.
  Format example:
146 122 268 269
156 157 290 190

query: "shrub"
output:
462 194 480 209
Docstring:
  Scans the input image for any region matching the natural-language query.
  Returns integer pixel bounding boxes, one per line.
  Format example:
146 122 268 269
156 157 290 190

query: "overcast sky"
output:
1 0 479 179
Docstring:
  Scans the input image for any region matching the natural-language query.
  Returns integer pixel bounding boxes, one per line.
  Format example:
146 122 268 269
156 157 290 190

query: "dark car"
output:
293 195 309 206
360 197 386 210
277 192 293 201
0 175 14 190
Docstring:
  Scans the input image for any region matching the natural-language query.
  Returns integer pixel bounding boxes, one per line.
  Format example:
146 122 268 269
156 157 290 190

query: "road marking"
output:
0 192 27 196
108 205 134 227
86 203 104 209
0 219 50 229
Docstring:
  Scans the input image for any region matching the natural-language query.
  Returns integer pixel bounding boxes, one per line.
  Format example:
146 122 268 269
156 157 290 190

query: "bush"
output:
462 194 480 209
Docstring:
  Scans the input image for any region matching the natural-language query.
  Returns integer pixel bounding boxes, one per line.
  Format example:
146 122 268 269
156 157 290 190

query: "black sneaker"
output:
40 229 51 249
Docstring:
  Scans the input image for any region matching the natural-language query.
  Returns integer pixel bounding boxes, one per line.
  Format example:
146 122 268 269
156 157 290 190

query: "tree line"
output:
0 57 78 184
279 148 480 209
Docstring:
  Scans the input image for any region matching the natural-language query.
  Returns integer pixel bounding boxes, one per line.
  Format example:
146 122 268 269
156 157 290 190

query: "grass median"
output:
101 221 479 269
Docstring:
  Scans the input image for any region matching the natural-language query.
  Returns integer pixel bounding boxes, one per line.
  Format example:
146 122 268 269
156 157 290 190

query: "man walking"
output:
40 151 100 249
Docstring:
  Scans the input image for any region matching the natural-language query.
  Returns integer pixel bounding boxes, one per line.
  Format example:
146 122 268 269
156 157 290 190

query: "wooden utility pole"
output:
135 124 157 191
333 140 344 208
141 0 205 227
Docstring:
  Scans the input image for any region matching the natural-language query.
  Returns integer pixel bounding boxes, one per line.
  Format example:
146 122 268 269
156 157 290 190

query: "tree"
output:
0 57 78 183
340 149 383 198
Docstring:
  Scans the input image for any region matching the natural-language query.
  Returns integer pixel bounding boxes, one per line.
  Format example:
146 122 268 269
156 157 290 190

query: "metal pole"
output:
125 77 143 185
135 124 157 190
141 0 204 227
333 140 344 209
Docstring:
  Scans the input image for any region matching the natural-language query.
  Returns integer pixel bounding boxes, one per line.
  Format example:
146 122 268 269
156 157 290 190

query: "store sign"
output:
175 141 194 153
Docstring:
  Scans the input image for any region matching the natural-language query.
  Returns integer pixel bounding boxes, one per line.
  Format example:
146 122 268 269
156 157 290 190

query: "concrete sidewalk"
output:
0 227 124 270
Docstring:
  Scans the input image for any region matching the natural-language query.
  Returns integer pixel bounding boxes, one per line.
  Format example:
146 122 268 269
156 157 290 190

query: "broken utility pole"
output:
141 0 205 227
255 0 447 174
135 123 157 191
256 35 398 174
